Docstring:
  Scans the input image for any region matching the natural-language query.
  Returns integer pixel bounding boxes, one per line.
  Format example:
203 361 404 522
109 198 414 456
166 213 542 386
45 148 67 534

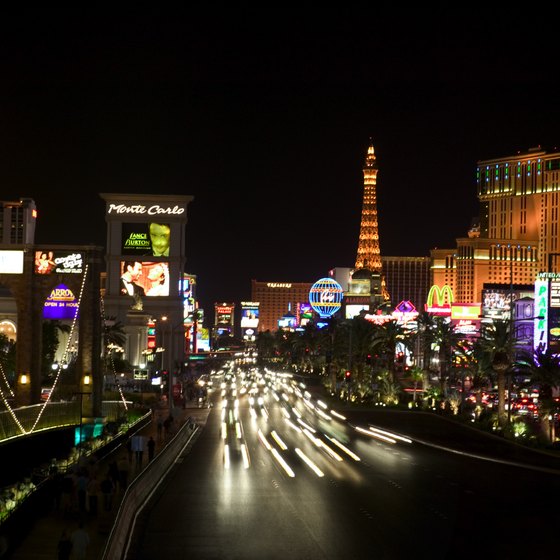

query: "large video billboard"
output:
34 251 84 274
120 261 170 297
240 302 259 329
121 222 171 257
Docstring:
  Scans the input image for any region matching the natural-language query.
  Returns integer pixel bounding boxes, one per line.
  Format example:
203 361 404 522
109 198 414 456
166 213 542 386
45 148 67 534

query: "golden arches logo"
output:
426 285 454 307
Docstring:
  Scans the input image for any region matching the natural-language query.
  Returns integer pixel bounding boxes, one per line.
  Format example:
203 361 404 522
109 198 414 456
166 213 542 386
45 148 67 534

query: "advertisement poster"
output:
119 261 170 297
121 222 171 257
34 251 83 274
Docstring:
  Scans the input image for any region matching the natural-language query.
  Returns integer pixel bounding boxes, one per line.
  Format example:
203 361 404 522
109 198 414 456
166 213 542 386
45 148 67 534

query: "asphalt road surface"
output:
129 368 560 560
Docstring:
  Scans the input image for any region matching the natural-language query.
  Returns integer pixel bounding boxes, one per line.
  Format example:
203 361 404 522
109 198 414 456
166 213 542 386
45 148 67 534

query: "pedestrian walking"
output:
147 436 156 461
131 434 146 466
117 454 130 490
86 474 100 516
76 468 89 517
69 521 90 560
156 414 164 441
57 528 72 560
100 471 114 511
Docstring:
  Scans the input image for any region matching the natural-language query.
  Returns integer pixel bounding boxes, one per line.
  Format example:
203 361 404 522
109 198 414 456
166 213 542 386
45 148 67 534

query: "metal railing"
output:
0 400 132 444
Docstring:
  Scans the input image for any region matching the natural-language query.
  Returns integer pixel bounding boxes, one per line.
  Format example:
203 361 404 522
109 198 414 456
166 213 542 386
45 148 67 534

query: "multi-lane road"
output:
129 367 560 559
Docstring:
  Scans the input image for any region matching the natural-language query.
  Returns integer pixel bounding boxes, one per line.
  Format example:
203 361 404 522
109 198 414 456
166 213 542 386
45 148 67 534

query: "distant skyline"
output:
2 11 559 318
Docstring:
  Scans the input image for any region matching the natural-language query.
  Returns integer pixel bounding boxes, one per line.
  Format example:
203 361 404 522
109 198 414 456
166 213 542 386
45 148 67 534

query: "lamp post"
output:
158 315 174 413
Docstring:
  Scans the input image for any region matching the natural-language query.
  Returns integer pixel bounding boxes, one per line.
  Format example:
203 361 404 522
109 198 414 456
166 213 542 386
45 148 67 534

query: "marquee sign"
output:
107 204 185 216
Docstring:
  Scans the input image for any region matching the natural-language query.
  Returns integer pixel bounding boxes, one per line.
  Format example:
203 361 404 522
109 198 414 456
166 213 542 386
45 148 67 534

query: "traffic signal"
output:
345 370 352 380
365 354 372 365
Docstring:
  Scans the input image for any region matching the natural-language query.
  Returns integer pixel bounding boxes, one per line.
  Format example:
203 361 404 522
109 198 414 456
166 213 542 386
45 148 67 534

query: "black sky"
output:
1 10 559 317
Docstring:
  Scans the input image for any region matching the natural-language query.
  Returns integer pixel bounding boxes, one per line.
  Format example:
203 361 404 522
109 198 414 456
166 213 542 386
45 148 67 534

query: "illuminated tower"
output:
354 141 390 302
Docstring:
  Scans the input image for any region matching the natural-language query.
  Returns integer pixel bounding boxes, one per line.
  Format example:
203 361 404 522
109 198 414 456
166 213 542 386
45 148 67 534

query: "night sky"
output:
2 10 559 317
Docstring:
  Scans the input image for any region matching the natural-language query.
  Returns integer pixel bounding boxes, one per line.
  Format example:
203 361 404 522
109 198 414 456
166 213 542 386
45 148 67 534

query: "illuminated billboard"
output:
481 287 534 320
215 304 234 326
120 261 170 297
0 251 24 274
121 222 171 257
298 303 313 327
34 251 84 274
43 284 79 320
240 302 259 329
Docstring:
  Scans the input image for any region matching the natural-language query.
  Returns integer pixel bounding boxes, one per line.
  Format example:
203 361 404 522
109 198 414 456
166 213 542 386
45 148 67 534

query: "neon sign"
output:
425 285 453 315
108 204 185 216
534 278 548 351
309 278 343 318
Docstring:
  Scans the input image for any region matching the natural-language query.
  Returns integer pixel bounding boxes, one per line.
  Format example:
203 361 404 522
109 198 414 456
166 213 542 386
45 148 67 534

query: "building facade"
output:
382 256 431 312
251 280 313 332
431 146 560 306
100 193 193 380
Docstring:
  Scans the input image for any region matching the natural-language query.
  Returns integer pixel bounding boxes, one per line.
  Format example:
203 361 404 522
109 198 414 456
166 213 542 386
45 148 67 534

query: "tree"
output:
408 365 424 405
516 344 560 442
478 319 511 427
431 317 463 397
370 319 412 383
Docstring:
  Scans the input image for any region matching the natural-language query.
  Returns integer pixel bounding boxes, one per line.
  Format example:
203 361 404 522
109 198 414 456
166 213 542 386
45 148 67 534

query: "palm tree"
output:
478 319 511 427
408 365 424 405
370 319 411 383
516 344 560 442
431 316 463 398
416 311 437 373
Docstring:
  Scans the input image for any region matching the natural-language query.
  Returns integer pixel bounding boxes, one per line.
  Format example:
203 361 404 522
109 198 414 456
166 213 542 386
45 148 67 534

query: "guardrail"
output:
102 417 200 560
0 400 132 444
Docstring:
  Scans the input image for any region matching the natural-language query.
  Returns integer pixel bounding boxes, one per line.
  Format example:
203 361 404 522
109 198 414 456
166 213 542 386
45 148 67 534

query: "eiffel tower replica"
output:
349 140 391 310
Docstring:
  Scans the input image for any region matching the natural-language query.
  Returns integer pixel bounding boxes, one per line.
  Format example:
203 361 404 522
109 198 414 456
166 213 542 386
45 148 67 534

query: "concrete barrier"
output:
101 417 199 560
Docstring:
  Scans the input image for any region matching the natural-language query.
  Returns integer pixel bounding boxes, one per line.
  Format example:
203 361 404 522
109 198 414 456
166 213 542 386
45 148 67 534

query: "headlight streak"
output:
295 448 324 477
302 429 343 462
369 426 412 444
317 400 328 410
221 407 226 421
257 429 272 450
235 421 242 439
224 444 230 469
221 422 227 439
241 443 250 469
315 407 332 421
330 410 346 421
297 418 315 433
270 430 288 450
292 407 302 419
228 409 234 424
281 408 291 419
271 448 295 477
221 399 228 409
303 398 314 411
355 425 396 444
249 407 258 422
285 418 302 433
325 435 361 461
260 406 269 420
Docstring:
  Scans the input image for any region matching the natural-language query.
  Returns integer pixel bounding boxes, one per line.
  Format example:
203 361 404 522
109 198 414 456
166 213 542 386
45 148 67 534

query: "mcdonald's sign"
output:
425 284 453 316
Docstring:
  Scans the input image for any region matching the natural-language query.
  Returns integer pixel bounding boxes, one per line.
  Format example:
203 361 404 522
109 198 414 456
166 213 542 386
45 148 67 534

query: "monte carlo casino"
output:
0 194 193 409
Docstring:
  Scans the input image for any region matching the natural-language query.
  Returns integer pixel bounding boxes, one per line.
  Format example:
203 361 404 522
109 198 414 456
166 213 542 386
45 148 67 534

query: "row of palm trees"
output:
254 312 560 441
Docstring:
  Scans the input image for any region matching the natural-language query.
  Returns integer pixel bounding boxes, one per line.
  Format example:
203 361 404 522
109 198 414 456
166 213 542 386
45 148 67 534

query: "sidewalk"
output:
6 401 207 560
